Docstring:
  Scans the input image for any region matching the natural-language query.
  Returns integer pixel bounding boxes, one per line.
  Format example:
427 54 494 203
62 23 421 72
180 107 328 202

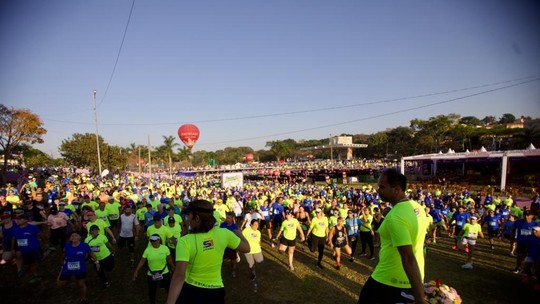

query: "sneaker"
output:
522 276 531 285
491 245 495 250
359 253 367 257
271 242 275 248
289 264 295 271
231 271 236 278
101 282 110 290
236 254 241 263
250 274 256 281
461 262 473 270
451 246 457 250
513 268 521 274
369 256 376 261
317 263 324 269
464 247 469 253
510 251 516 257
349 257 354 262
335 264 341 270
432 239 436 244
29 276 42 283
0 259 6 265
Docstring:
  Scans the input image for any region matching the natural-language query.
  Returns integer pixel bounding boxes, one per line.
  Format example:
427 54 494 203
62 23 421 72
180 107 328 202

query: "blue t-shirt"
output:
13 224 40 252
429 209 443 223
513 220 539 243
452 212 470 230
270 203 285 220
260 205 271 221
219 222 238 232
485 214 502 231
2 221 16 250
62 242 91 275
526 235 540 260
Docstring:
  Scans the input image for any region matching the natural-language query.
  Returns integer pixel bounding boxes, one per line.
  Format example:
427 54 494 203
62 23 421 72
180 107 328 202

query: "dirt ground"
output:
0 226 537 304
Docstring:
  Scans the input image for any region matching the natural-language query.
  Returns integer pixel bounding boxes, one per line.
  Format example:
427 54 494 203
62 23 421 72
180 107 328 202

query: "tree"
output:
481 115 497 126
265 139 297 161
0 105 47 184
161 135 180 173
460 116 482 126
59 133 107 169
499 113 516 124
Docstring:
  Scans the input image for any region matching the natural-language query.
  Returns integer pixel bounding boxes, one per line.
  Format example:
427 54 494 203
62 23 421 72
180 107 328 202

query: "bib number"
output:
152 271 164 281
90 246 100 252
17 239 29 247
67 262 81 271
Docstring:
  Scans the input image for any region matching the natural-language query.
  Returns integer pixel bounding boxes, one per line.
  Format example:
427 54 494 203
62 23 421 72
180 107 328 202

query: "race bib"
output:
67 261 81 271
17 239 29 247
489 222 496 227
274 210 281 215
90 246 100 252
521 229 532 236
262 211 269 217
110 214 119 220
456 221 463 226
467 232 477 240
152 272 164 281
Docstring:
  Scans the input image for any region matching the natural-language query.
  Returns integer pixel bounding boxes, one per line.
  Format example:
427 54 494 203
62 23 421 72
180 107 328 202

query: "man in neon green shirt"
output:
275 210 305 270
358 168 428 304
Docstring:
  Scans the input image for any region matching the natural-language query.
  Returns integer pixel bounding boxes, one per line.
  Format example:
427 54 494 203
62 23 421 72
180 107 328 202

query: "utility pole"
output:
93 90 102 174
330 134 333 169
148 135 152 179
138 146 141 176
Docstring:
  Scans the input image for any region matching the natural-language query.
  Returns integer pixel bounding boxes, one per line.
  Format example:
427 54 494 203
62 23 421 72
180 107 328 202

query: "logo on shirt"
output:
202 239 214 251
414 208 420 217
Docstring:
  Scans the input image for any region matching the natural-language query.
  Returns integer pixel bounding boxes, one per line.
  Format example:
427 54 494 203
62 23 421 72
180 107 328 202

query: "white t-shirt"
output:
119 213 139 238
232 201 243 217
244 212 262 228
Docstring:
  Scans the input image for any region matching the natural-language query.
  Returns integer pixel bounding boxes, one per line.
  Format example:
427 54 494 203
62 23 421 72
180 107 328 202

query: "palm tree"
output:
162 135 180 174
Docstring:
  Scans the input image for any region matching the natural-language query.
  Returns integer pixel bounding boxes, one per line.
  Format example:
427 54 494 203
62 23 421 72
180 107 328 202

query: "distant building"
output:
300 136 367 160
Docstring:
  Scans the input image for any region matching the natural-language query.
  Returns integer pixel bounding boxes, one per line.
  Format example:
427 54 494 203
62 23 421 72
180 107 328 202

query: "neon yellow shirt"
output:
106 202 121 220
136 207 147 221
372 200 428 289
176 226 241 289
165 224 182 249
87 219 109 236
360 214 373 232
147 225 173 246
310 216 329 238
280 218 301 241
242 227 262 254
143 245 171 275
462 223 481 239
95 209 110 225
85 234 111 260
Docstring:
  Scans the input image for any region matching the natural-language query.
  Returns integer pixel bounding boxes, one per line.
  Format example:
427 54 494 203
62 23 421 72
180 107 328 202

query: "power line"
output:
42 75 540 126
197 77 540 147
97 0 136 108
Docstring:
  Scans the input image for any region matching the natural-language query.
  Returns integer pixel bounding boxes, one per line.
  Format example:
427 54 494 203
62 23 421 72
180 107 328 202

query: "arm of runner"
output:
166 260 188 304
297 224 305 242
398 245 428 304
132 257 147 281
234 229 251 253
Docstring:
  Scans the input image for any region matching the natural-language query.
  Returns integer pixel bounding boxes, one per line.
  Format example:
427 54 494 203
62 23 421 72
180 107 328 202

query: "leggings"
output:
310 235 326 264
360 231 374 257
147 272 170 304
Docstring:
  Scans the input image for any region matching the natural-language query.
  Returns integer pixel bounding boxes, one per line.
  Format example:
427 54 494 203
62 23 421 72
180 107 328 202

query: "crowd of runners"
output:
1 166 539 303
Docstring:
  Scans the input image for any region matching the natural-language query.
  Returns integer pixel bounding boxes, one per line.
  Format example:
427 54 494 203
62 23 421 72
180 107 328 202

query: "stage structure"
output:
300 136 367 161
400 144 540 192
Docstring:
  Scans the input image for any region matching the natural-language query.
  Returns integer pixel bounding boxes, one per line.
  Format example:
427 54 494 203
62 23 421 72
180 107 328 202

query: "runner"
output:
133 234 175 304
12 214 44 283
459 216 484 269
57 231 97 304
85 224 115 290
328 217 352 270
274 210 305 270
118 206 140 266
242 219 263 291
345 210 362 262
220 212 240 278
305 207 329 269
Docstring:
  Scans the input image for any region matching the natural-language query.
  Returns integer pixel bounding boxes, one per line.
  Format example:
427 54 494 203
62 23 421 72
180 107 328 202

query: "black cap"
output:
153 214 162 221
168 216 175 222
181 200 214 216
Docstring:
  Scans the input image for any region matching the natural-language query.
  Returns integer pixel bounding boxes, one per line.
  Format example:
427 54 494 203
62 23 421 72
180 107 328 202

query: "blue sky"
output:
1 0 539 157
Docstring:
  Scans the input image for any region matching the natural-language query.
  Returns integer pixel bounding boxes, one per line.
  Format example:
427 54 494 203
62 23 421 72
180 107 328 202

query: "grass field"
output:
0 227 536 304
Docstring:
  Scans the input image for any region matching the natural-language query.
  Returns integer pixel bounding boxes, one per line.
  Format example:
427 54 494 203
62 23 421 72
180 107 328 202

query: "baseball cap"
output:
532 226 540 231
153 214 162 221
315 208 322 212
168 216 175 222
285 209 292 215
149 234 161 242
470 216 478 221
59 202 66 206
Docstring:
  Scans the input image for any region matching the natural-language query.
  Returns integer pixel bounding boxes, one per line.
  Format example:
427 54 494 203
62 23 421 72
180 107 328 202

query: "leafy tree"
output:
481 115 497 125
499 113 516 124
60 133 108 169
159 135 180 173
387 126 414 157
509 126 540 149
460 116 482 126
410 114 460 153
0 105 47 184
265 139 297 161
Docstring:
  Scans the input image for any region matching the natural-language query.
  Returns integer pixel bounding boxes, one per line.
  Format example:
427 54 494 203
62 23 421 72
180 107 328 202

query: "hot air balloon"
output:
246 153 254 162
178 124 200 150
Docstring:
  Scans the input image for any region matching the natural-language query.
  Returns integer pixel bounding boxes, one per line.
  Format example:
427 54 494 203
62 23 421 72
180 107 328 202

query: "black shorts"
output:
118 236 135 252
487 230 498 239
281 237 296 247
310 235 326 252
223 248 237 260
516 242 528 255
176 282 225 304
20 247 43 265
59 272 87 281
259 220 270 229
358 276 412 304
